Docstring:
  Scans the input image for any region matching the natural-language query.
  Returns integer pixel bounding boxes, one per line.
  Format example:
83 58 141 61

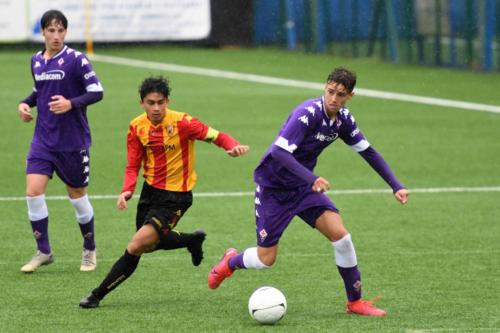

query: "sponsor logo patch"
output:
298 115 309 126
315 132 338 142
34 70 65 81
84 71 96 80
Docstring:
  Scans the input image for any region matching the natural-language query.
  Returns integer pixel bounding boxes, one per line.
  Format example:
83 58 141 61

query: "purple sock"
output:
228 252 245 270
79 217 95 251
337 265 362 302
30 217 51 254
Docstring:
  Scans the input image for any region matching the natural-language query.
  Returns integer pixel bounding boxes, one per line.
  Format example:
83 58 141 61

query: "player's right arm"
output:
18 102 33 122
18 90 37 122
117 124 144 210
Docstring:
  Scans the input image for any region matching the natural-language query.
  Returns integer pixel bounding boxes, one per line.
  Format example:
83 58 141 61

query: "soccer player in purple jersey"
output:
208 67 410 316
17 10 104 273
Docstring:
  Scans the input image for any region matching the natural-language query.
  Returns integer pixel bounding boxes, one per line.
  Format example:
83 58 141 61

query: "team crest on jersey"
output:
58 58 64 66
166 125 174 137
259 229 268 242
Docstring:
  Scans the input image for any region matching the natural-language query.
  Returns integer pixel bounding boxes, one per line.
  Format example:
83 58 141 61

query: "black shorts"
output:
136 182 193 240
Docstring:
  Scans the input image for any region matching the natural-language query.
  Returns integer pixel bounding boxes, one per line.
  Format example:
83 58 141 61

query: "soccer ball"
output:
248 286 287 324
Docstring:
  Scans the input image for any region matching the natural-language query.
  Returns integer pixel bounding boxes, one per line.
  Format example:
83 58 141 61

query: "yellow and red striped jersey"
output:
122 109 239 193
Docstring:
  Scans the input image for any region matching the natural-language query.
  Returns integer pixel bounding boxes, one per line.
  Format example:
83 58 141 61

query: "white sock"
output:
243 247 269 269
331 234 358 268
69 195 94 224
26 194 48 221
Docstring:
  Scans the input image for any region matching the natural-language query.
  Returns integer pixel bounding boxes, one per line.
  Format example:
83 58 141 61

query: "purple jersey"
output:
254 96 369 189
29 45 103 151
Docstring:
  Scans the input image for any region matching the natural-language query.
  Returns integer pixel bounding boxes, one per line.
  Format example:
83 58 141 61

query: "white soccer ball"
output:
248 286 287 325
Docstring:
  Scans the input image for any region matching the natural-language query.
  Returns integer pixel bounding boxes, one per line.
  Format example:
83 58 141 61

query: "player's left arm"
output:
185 115 249 157
358 147 409 204
340 112 409 204
49 54 104 114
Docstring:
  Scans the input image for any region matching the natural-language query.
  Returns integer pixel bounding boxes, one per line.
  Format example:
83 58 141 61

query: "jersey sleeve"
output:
76 53 103 93
338 110 370 152
183 115 239 150
121 124 144 194
273 108 310 154
21 91 37 107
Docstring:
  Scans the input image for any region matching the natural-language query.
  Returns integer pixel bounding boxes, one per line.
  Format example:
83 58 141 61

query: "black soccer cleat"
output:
79 292 100 309
187 229 206 266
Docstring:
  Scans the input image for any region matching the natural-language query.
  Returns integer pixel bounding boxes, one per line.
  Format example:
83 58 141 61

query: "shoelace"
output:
82 252 95 265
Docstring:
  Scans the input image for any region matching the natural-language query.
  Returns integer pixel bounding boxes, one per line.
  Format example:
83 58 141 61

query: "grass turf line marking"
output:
407 329 500 332
0 186 499 201
3 249 500 266
91 54 500 114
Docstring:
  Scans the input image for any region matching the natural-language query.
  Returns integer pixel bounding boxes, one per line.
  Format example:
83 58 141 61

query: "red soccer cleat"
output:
208 248 238 289
346 299 387 316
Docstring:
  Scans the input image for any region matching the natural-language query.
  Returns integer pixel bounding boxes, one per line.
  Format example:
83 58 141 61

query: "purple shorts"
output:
26 145 90 188
254 183 339 247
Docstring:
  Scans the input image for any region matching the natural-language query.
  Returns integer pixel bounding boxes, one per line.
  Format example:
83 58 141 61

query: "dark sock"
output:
92 250 140 300
228 252 245 270
337 265 362 302
30 217 51 254
79 217 96 251
154 230 194 251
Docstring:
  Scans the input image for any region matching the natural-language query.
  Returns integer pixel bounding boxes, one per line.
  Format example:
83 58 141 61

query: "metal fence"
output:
253 0 499 71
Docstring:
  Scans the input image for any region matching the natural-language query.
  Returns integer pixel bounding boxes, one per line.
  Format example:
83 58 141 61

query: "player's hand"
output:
227 145 250 157
18 103 33 122
312 177 330 193
117 191 133 210
48 95 72 114
394 188 410 204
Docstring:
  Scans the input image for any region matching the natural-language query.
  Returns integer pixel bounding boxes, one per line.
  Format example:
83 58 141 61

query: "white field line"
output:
0 186 499 202
407 329 500 333
91 54 500 114
2 249 500 266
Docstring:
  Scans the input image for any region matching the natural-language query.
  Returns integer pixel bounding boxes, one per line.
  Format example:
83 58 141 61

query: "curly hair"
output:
139 76 172 100
326 67 357 93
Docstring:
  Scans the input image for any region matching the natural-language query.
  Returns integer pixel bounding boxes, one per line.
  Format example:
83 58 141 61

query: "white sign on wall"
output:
0 0 211 42
0 0 27 41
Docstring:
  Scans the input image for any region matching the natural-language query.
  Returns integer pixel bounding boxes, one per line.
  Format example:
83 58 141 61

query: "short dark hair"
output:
41 10 68 30
326 67 357 93
139 76 172 100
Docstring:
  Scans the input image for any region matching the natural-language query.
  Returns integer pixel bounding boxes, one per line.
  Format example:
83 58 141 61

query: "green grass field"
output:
0 45 499 333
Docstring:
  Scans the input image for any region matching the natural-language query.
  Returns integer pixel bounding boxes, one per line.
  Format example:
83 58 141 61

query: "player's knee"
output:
127 240 147 256
127 243 141 256
26 189 45 197
260 255 275 267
